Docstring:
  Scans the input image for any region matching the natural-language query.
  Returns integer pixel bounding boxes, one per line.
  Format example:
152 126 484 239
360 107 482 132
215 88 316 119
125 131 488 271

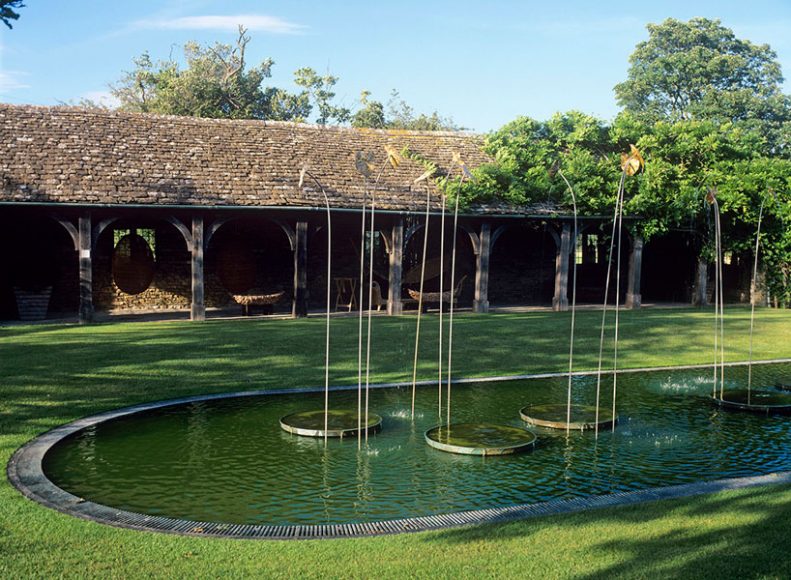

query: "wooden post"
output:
190 216 205 321
387 219 404 315
693 255 708 307
78 213 93 323
474 222 491 313
552 222 571 311
292 221 308 318
625 234 643 309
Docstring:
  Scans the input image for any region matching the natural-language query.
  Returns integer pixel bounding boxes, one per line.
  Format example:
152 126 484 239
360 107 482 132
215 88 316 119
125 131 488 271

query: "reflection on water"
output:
43 363 791 526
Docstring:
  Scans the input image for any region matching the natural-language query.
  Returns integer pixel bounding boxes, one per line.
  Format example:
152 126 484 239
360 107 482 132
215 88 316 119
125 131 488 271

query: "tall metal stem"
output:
747 199 765 398
411 186 431 419
357 189 367 448
594 171 626 438
611 178 626 432
710 198 726 400
302 171 332 444
437 195 446 421
363 163 389 442
446 184 463 427
558 170 578 433
716 202 726 399
364 199 375 441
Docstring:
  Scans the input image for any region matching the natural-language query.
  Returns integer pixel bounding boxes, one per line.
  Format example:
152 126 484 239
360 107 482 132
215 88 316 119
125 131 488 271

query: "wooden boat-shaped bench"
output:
231 290 286 316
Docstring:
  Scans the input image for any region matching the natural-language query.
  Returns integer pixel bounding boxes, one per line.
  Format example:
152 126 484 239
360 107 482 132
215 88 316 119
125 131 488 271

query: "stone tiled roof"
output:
0 104 558 215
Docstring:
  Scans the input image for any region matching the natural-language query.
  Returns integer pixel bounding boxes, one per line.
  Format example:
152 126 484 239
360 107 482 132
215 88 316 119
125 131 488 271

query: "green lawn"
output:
2 307 791 578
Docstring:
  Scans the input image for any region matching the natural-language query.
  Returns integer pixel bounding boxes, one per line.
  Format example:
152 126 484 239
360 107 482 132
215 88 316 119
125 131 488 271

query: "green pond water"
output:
43 363 791 526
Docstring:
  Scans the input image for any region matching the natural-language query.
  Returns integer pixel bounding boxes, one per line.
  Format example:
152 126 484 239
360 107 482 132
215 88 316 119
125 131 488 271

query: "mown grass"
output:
2 307 791 578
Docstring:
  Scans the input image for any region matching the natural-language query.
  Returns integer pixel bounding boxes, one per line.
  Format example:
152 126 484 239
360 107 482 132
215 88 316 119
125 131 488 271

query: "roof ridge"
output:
0 103 481 138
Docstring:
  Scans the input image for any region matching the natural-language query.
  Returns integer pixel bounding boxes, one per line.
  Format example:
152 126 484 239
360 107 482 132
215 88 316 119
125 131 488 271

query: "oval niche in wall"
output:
112 233 155 295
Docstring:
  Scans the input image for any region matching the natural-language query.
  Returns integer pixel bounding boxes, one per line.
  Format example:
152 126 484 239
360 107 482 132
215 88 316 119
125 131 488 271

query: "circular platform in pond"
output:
424 423 537 456
520 403 617 431
712 389 791 415
279 409 382 438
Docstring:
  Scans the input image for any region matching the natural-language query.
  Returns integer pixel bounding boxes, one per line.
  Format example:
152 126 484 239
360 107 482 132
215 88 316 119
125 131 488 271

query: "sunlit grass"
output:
1 307 790 577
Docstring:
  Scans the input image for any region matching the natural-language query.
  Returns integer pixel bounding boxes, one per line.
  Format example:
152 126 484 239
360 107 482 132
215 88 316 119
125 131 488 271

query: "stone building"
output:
0 104 669 322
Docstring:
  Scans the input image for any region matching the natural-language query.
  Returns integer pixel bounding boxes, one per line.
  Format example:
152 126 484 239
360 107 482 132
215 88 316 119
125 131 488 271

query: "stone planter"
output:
13 287 52 321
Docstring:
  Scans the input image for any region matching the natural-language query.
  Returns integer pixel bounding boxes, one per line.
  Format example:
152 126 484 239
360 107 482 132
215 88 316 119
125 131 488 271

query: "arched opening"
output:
489 223 555 306
642 231 698 303
402 215 475 310
206 218 293 314
573 224 630 304
93 218 190 312
0 213 77 321
308 213 389 311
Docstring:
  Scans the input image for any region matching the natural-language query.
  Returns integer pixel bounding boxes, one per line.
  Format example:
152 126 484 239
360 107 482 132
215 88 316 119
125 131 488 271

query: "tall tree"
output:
293 67 350 125
0 0 23 29
111 27 310 122
614 18 789 130
351 91 386 128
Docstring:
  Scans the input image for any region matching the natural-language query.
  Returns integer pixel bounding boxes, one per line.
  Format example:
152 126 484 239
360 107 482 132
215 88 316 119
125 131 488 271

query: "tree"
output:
293 67 350 125
351 91 386 129
615 18 789 131
456 111 617 211
111 27 310 122
385 90 460 131
0 0 23 29
351 90 460 131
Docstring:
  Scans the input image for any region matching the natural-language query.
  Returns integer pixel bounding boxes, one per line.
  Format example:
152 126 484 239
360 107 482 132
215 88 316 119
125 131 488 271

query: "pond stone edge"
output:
7 359 791 540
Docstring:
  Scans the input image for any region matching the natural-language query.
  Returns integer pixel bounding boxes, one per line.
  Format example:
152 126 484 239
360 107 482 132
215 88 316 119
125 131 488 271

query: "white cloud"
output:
133 14 307 34
80 91 122 108
0 70 29 93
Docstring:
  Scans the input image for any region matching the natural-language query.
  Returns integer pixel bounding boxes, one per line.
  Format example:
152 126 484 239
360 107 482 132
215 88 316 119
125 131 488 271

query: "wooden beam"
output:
292 221 308 318
78 213 93 323
165 216 192 250
387 219 404 315
190 216 205 321
474 222 491 313
625 234 643 309
49 214 79 251
552 222 571 311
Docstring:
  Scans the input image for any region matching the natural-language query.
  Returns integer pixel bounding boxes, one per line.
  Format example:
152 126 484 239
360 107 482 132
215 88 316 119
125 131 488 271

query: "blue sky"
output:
2 1 790 132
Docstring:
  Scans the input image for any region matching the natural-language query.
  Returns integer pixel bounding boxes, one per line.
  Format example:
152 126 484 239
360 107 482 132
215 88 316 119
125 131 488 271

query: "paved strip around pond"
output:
7 358 791 541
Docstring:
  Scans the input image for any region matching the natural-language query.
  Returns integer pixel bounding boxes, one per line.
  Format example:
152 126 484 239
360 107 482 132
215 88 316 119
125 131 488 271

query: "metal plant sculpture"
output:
443 152 474 427
706 187 726 399
410 164 436 419
594 144 644 436
354 145 404 443
298 164 333 441
554 162 580 433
